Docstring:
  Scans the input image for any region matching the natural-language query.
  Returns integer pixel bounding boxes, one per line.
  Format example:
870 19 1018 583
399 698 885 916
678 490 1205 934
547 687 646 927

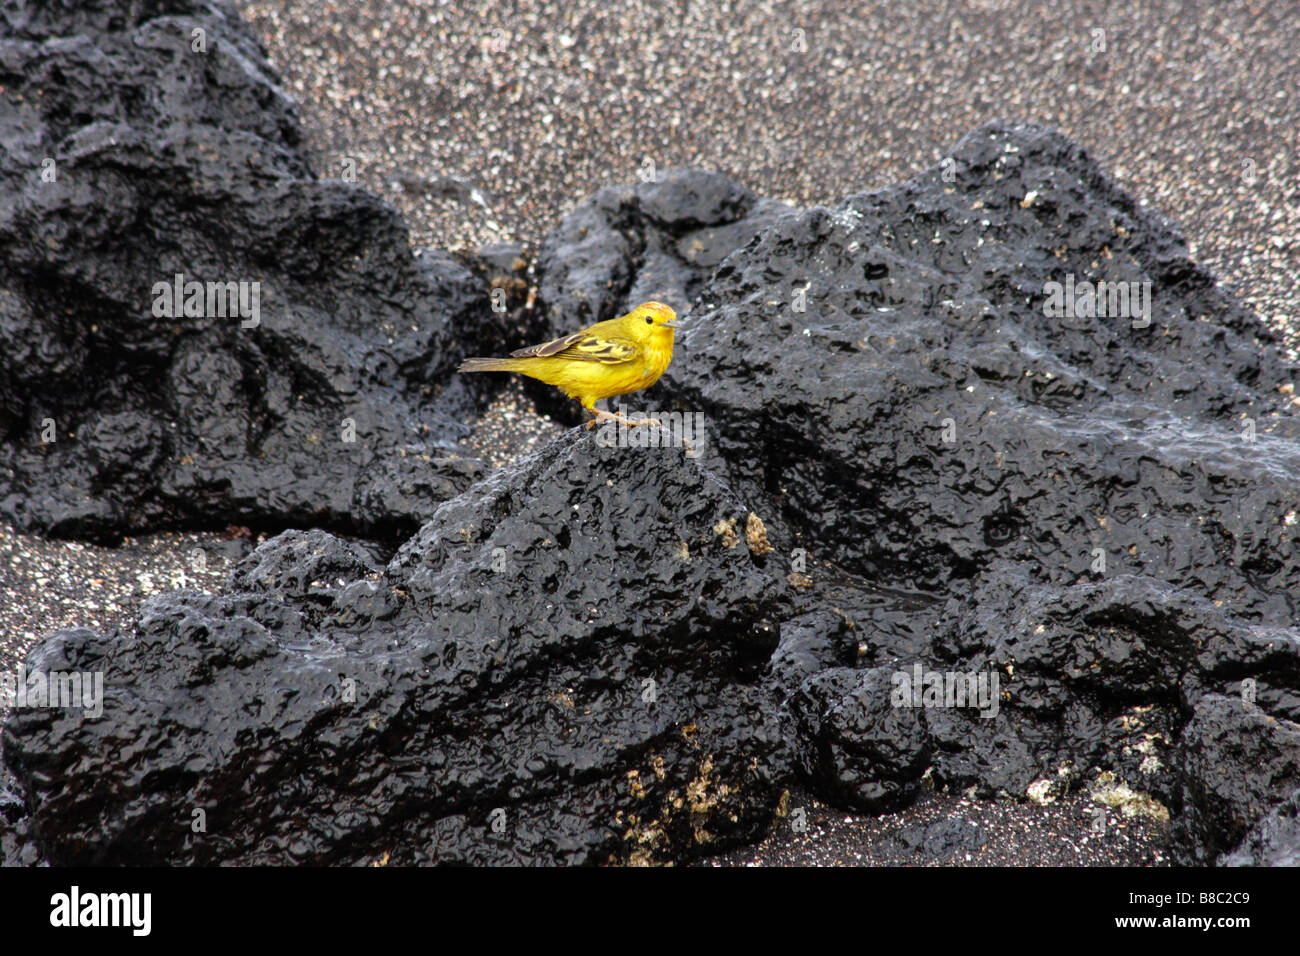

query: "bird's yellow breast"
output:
635 333 674 389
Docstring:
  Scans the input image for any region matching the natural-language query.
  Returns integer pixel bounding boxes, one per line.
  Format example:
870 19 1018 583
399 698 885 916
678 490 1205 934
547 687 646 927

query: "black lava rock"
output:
1174 693 1300 864
787 666 930 812
1221 786 1300 867
0 0 504 542
536 167 790 331
656 121 1300 862
886 815 989 863
2 431 788 865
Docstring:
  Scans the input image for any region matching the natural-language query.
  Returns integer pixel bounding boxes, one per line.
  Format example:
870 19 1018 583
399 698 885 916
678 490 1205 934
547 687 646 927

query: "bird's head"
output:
628 301 678 343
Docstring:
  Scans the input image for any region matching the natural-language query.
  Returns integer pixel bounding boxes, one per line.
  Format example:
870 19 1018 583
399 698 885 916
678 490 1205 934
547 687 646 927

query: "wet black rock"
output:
1175 693 1300 864
0 0 507 542
536 167 789 330
0 770 26 865
787 666 929 812
2 431 788 865
350 448 485 539
658 121 1300 862
1221 786 1300 867
454 241 550 365
766 609 850 695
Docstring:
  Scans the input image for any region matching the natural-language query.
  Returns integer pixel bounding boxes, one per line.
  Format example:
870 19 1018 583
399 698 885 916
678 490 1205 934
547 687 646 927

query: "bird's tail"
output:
458 357 526 373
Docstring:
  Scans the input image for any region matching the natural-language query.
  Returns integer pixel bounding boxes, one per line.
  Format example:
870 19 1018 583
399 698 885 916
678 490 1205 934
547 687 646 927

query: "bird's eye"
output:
645 315 653 324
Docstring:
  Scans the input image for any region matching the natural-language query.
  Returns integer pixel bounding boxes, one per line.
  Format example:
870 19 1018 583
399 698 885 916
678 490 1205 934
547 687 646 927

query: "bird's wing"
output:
510 331 639 363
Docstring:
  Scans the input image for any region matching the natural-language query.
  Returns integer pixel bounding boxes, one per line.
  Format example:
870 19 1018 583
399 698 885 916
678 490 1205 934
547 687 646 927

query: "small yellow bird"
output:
458 301 678 427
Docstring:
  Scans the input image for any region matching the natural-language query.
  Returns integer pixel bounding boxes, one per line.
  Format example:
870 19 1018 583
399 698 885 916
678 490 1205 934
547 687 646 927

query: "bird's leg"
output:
586 405 660 428
584 403 693 453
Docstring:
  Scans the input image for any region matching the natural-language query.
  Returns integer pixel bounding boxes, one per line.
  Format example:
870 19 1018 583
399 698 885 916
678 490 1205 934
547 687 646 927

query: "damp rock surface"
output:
2 431 787 865
1221 786 1300 867
0 0 514 542
656 122 1300 862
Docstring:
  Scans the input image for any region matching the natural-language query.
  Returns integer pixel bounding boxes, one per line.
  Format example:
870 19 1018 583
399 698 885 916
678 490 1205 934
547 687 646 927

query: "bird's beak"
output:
663 320 679 328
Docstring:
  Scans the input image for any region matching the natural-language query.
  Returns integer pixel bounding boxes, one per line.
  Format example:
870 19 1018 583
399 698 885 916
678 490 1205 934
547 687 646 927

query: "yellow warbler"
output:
458 301 678 427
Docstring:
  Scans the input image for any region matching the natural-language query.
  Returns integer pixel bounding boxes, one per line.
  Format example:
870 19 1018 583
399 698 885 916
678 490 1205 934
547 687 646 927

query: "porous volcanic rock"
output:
1221 786 1300 867
657 121 1300 862
2 430 788 865
0 0 526 542
536 167 790 330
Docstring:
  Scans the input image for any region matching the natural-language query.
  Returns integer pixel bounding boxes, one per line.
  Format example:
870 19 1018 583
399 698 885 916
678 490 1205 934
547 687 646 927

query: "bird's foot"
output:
589 408 659 428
